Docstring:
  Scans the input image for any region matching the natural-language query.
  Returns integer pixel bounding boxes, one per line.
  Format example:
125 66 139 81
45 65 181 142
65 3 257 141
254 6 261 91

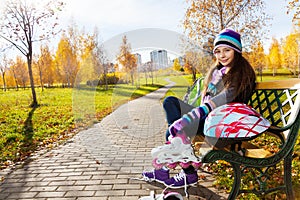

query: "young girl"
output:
142 29 256 189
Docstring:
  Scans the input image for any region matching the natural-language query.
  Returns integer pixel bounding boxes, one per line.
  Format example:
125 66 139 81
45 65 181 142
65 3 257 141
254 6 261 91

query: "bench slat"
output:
256 79 300 89
245 149 272 158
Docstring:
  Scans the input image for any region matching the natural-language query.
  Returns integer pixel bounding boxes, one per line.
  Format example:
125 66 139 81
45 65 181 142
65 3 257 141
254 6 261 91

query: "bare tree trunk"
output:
131 71 134 86
39 71 44 92
1 72 6 92
151 71 154 85
12 70 19 91
104 65 108 90
27 54 38 107
192 68 197 82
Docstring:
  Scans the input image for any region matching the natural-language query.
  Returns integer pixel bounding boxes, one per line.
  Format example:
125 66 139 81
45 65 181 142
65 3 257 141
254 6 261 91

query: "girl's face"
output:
214 46 235 67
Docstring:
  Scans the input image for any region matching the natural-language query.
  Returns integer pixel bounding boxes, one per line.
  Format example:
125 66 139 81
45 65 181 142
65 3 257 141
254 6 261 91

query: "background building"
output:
134 53 142 66
150 49 168 69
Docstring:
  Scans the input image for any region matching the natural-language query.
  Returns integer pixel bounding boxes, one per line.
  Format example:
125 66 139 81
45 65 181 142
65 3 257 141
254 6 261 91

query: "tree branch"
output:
0 34 27 56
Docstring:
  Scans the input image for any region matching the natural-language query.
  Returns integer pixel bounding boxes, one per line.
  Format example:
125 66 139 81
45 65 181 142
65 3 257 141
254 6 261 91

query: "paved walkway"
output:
0 82 228 200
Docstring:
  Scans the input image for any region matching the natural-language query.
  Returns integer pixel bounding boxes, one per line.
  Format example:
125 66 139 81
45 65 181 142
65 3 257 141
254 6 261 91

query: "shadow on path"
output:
144 181 226 200
22 106 37 155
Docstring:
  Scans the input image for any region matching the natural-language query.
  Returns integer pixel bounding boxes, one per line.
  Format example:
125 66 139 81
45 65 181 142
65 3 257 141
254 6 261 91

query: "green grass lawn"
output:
0 81 165 168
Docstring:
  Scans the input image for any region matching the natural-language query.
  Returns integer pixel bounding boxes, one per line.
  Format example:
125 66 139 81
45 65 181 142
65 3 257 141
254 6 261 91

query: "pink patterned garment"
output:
204 103 270 139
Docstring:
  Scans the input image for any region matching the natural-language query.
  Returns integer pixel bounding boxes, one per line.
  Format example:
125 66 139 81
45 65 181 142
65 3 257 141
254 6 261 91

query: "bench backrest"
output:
184 78 300 134
184 78 300 140
183 77 204 106
248 79 300 139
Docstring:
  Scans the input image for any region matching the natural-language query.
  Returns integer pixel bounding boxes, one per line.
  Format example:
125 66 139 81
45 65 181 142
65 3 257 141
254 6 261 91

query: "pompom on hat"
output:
213 28 242 53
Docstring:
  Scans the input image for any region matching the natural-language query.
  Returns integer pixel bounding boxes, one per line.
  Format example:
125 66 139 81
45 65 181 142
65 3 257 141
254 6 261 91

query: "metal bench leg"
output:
228 163 241 200
284 152 295 200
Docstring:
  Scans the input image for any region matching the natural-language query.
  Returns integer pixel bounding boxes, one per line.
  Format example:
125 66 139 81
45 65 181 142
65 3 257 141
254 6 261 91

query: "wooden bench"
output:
184 78 300 199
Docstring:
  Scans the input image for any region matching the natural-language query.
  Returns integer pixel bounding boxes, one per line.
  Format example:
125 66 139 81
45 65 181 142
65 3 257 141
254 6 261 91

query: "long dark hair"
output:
204 51 256 102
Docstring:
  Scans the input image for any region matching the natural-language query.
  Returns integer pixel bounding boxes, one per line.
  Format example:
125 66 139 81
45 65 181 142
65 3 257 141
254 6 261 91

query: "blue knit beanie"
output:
213 29 242 53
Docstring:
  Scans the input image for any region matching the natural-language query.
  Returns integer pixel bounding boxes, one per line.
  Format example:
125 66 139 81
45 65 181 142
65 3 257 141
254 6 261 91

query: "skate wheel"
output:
192 162 202 169
166 162 177 169
179 162 191 169
152 158 164 169
163 192 184 200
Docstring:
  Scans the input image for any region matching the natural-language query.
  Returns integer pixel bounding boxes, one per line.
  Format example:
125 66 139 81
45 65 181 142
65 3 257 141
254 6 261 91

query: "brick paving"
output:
0 82 228 200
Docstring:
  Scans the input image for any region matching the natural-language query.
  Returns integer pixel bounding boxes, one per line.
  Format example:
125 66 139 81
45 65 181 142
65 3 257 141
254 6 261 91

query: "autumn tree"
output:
80 27 108 89
35 44 55 90
287 0 300 22
0 54 9 91
198 54 214 76
248 41 266 81
183 0 270 53
9 65 19 90
147 61 155 85
139 61 154 85
184 51 199 81
54 31 79 88
268 38 282 76
116 35 137 85
9 56 28 89
0 0 64 107
173 58 182 71
79 33 98 85
3 59 15 88
128 54 137 85
282 32 300 77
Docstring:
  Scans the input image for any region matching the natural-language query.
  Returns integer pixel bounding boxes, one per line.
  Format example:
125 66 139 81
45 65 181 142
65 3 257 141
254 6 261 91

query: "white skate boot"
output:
151 132 202 169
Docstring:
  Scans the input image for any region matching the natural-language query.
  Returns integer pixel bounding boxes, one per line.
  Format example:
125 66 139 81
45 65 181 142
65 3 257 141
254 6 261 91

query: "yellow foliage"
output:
247 41 266 72
9 56 28 87
184 0 270 51
34 45 55 86
287 0 300 21
54 34 79 86
282 32 300 76
116 35 137 84
173 58 182 71
268 38 282 73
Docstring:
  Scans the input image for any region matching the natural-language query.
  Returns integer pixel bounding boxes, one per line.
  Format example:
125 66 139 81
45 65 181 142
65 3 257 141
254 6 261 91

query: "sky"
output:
1 0 296 62
62 0 295 39
62 0 187 40
60 0 295 62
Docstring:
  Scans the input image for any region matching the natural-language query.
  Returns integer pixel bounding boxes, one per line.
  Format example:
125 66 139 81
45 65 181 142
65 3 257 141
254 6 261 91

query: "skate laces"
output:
132 169 155 182
171 170 188 197
173 171 186 182
140 169 155 182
